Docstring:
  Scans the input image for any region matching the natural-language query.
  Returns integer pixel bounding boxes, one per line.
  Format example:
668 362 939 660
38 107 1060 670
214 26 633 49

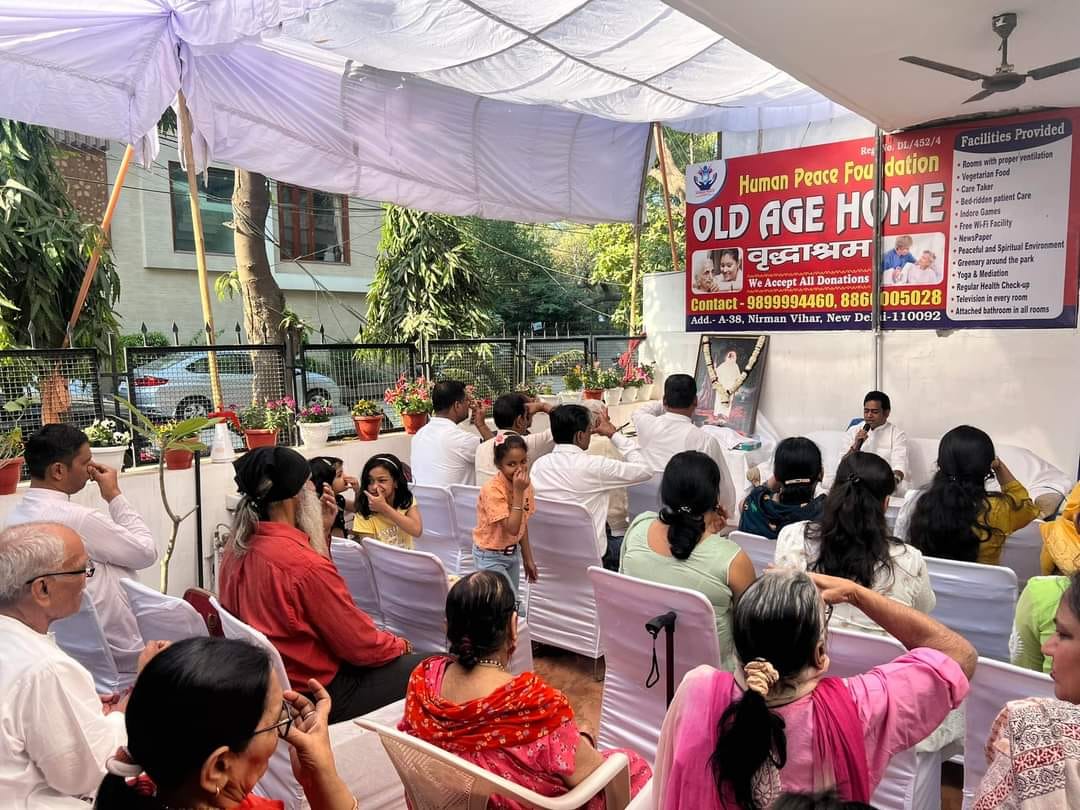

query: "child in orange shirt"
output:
473 435 538 602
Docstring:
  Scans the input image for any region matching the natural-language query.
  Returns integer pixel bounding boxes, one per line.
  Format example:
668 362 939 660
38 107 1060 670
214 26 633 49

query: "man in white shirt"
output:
410 380 495 487
475 393 555 485
530 404 651 569
6 424 157 674
632 373 736 518
0 522 127 808
845 390 909 487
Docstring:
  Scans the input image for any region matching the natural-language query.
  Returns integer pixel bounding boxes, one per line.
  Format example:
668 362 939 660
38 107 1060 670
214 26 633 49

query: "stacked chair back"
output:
588 567 720 762
51 590 129 694
120 577 208 643
729 530 776 578
412 484 462 573
925 556 1017 661
355 718 632 809
331 538 384 627
524 498 603 661
449 483 481 576
625 474 662 523
961 657 1055 808
827 627 941 810
362 539 451 652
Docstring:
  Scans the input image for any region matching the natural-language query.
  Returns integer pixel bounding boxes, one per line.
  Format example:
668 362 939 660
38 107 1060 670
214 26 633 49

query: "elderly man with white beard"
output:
218 446 424 722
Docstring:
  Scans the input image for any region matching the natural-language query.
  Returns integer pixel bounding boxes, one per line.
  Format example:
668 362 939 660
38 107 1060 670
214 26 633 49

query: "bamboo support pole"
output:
653 122 680 273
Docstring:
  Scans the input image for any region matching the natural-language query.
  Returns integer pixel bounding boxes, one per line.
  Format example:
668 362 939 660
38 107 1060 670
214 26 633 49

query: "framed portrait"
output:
692 334 769 434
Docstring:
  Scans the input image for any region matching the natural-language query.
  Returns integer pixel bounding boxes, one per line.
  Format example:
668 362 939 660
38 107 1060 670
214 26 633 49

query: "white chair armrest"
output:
542 753 630 810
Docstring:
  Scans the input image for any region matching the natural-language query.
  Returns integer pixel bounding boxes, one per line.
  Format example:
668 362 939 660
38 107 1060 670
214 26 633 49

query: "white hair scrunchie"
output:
105 746 143 778
744 658 780 697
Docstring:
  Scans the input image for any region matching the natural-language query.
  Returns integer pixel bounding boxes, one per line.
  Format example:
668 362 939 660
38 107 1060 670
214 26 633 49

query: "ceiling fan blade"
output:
964 88 996 103
1028 56 1080 80
899 56 987 82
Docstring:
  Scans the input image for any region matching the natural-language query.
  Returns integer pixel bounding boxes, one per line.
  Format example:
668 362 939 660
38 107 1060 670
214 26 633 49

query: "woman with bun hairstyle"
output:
399 572 651 808
620 450 756 670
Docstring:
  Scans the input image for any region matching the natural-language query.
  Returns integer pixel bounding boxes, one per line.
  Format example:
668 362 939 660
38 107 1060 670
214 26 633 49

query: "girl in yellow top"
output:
352 453 423 548
1040 482 1080 575
472 435 538 602
907 425 1039 566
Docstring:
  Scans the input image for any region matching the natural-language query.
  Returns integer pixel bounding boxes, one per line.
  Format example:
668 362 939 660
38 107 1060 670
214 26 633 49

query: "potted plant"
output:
560 366 583 404
0 397 28 495
84 418 131 469
297 398 333 449
601 366 624 406
537 383 559 407
351 399 384 441
239 397 294 449
621 365 648 403
384 374 433 435
117 400 220 592
150 422 193 470
640 363 658 399
581 364 605 401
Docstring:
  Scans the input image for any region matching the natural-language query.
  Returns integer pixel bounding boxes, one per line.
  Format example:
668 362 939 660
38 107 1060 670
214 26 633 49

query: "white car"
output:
118 351 341 420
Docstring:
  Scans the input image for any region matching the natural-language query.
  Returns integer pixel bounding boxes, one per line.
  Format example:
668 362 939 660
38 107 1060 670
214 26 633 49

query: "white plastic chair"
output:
961 657 1056 808
999 520 1046 590
412 484 464 574
925 556 1017 661
626 474 662 523
331 538 384 627
362 539 451 652
729 530 776 577
119 578 208 643
589 567 721 763
524 498 604 664
51 590 132 695
356 718 632 810
449 483 480 576
827 627 945 810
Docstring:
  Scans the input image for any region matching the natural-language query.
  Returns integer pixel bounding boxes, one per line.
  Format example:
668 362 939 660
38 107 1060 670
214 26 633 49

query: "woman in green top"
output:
1012 575 1071 672
619 450 756 671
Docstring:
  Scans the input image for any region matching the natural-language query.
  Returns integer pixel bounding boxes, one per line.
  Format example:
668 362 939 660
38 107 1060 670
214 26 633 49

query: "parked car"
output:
117 352 341 421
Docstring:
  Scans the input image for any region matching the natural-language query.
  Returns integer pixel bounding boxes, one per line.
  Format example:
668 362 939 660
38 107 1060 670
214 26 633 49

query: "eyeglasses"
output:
25 560 96 585
253 700 294 739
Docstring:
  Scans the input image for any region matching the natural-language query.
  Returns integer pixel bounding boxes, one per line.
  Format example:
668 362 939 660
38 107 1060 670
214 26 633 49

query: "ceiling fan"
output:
899 12 1080 103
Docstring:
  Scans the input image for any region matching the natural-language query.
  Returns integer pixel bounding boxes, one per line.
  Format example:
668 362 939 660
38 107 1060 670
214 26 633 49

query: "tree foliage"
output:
362 205 493 344
0 120 120 350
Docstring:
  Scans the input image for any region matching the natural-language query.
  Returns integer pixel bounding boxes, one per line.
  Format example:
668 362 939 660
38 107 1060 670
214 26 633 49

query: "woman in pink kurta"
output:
400 572 650 809
653 570 975 809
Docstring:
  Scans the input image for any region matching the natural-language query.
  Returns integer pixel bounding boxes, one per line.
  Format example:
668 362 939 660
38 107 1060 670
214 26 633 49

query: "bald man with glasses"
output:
0 523 166 808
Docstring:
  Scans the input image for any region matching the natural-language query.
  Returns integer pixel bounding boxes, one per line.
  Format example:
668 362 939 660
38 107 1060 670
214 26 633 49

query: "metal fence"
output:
594 335 647 372
0 349 104 479
427 339 518 402
298 343 419 439
522 337 590 392
123 344 292 464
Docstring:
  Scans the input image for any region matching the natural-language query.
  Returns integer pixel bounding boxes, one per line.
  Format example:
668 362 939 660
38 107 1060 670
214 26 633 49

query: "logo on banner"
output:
686 161 726 205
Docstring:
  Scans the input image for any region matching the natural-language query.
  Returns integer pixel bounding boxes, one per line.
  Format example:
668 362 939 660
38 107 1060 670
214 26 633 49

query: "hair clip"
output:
846 474 861 484
677 505 693 514
783 478 812 485
494 433 507 446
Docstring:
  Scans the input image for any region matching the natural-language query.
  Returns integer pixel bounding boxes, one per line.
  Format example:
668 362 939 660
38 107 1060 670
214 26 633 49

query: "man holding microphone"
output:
845 390 909 490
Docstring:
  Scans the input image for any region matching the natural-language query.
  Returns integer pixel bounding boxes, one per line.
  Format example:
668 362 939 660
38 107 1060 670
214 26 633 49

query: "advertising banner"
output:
685 109 1080 331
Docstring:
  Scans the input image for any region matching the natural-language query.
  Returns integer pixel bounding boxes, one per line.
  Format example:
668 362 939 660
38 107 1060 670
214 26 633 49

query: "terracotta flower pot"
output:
164 448 194 470
244 429 279 450
402 412 429 435
353 416 383 441
582 388 603 400
0 457 22 495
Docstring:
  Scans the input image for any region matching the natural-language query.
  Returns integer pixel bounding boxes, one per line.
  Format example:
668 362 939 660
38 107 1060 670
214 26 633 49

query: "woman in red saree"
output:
400 571 651 809
653 570 976 809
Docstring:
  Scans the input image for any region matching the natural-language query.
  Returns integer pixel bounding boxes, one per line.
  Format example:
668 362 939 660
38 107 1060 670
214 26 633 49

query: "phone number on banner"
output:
745 289 943 310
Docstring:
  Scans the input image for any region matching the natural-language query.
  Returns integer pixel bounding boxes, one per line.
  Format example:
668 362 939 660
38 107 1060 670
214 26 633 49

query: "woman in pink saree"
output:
652 570 976 809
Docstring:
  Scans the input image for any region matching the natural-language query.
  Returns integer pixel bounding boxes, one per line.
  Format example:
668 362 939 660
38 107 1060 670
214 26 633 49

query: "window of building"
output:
277 183 350 263
169 163 235 255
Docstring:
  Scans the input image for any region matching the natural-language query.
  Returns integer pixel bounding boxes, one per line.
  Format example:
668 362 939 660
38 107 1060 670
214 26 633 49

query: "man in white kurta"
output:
0 523 127 808
531 404 651 568
632 373 737 518
475 393 555 485
845 390 909 487
6 425 156 674
410 380 494 486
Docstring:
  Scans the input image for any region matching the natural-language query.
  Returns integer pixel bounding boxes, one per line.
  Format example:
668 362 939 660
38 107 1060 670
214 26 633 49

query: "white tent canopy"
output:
665 0 1080 133
0 0 853 222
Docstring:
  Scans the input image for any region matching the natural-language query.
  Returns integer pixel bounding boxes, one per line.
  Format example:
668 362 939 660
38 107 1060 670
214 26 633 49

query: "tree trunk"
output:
232 170 286 405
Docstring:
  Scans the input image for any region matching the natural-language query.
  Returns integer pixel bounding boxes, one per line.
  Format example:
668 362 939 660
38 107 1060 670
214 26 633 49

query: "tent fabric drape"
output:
0 0 855 222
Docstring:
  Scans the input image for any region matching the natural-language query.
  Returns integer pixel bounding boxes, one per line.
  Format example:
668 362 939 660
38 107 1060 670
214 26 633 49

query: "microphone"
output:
853 422 872 450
